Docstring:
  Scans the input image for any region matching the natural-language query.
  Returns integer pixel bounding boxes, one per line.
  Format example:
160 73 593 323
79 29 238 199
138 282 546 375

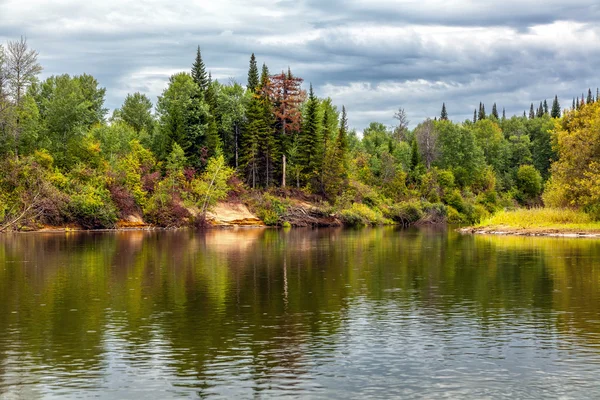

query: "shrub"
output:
69 185 119 229
516 165 542 201
387 201 424 225
446 206 464 224
340 203 389 226
443 188 464 213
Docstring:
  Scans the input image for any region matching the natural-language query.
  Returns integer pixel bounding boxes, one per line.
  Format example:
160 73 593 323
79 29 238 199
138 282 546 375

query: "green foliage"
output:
190 154 234 214
516 165 542 202
339 203 390 226
114 92 154 135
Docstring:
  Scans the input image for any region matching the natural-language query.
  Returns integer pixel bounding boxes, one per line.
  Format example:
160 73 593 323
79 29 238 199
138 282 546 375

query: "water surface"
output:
1 227 600 399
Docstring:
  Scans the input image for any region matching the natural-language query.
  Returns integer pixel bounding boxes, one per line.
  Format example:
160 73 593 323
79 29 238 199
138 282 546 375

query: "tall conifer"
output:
529 103 535 119
191 46 208 93
440 103 448 120
551 95 561 118
247 53 259 93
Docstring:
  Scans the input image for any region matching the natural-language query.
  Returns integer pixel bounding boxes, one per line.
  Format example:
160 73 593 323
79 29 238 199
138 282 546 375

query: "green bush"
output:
443 188 464 213
387 201 424 225
69 185 118 228
446 206 464 224
340 203 389 226
516 165 542 201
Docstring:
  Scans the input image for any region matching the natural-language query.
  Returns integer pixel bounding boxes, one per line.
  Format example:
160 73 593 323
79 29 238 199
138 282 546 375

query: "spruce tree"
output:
440 103 448 120
298 84 322 186
191 46 208 93
587 88 593 104
551 95 561 118
247 53 259 93
260 63 269 88
491 103 498 119
323 106 349 199
473 109 477 124
597 88 599 103
502 107 506 120
204 72 217 112
543 99 548 115
410 138 420 171
573 97 576 110
478 102 486 120
536 102 543 118
529 103 535 119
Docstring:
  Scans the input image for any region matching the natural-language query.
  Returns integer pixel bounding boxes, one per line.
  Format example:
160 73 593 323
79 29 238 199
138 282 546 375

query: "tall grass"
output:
477 208 600 231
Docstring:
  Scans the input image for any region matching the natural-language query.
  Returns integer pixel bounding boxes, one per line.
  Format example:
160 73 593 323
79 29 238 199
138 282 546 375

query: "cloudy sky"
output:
1 0 599 131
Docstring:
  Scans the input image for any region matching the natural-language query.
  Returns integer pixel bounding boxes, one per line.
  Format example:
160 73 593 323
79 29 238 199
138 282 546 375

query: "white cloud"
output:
1 0 599 131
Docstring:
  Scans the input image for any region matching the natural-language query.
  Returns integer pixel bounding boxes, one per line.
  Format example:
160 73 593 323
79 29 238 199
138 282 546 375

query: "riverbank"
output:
462 208 600 237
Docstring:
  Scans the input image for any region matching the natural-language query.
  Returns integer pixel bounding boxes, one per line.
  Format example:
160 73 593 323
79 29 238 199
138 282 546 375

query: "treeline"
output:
0 37 598 230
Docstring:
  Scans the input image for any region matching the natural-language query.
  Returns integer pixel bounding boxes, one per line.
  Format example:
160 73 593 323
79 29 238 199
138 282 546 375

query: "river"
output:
1 227 599 399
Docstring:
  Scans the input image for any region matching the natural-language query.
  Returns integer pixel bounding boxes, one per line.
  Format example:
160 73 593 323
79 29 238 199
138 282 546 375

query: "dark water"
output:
1 227 600 399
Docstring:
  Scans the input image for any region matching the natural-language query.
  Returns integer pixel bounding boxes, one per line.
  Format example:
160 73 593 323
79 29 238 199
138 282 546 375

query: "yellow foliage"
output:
544 101 600 216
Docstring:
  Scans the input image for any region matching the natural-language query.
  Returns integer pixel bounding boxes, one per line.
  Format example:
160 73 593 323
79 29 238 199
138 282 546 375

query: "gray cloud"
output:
1 0 599 131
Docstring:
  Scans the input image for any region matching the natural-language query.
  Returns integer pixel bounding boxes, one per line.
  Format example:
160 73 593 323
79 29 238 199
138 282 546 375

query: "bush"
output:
387 201 424 225
340 203 390 226
443 188 464 213
446 206 464 224
69 185 119 229
516 165 542 201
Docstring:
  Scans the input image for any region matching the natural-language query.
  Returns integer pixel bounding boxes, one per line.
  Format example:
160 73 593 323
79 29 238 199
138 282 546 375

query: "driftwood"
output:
0 193 44 232
281 206 342 227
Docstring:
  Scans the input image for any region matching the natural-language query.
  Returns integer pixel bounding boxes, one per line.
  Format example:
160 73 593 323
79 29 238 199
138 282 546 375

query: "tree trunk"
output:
282 155 286 187
234 124 239 169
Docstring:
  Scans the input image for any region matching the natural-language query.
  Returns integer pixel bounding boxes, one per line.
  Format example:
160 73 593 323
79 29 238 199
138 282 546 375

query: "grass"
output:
476 208 600 232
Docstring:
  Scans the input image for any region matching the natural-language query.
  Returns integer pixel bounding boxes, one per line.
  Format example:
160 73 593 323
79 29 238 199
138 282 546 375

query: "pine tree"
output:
543 99 548 115
323 106 349 199
587 88 593 104
491 103 498 119
247 53 259 93
440 103 448 120
191 46 208 94
297 84 322 186
478 102 486 120
551 95 561 118
529 103 535 119
410 138 420 171
204 72 217 111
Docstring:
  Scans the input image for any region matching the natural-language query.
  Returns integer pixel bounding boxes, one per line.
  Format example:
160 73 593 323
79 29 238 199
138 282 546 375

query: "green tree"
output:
247 53 259 93
551 95 561 118
491 103 499 119
35 74 107 168
191 46 208 94
440 103 448 120
298 84 321 187
529 103 535 119
155 72 217 168
516 165 542 202
478 103 486 120
113 92 154 135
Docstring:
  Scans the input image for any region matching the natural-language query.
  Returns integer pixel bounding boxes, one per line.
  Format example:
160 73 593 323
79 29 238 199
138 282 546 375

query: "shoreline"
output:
460 226 600 238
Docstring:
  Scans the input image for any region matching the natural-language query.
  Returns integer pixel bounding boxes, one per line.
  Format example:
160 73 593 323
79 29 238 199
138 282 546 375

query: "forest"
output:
1 37 599 230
